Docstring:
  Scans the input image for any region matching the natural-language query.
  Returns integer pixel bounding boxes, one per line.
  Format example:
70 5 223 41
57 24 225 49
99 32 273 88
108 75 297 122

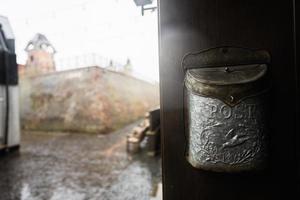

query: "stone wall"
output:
20 66 159 133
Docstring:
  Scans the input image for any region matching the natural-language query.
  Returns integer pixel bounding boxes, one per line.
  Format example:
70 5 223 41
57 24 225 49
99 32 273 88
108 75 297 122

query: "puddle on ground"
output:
0 121 161 200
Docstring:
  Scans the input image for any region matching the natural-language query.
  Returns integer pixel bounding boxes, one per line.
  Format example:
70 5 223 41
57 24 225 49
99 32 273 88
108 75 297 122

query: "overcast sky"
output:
0 0 159 82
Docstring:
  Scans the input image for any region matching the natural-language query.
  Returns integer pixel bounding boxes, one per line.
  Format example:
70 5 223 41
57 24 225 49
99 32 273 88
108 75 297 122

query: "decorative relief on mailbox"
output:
183 47 270 172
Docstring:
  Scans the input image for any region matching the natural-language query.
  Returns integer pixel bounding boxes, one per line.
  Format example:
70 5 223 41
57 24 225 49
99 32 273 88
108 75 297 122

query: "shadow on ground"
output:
0 121 161 200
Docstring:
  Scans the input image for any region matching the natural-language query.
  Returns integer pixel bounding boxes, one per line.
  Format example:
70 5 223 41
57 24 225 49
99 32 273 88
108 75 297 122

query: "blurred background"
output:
0 0 159 82
0 0 161 199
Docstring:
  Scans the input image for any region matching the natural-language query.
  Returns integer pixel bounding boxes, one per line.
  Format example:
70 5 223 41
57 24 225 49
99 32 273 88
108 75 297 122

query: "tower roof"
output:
25 33 56 53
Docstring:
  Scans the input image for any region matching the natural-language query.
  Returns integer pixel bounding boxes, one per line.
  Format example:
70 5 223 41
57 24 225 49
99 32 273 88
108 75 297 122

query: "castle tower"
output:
24 33 56 76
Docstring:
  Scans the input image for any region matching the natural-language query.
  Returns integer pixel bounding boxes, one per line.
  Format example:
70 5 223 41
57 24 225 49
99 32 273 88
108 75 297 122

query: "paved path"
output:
0 121 161 200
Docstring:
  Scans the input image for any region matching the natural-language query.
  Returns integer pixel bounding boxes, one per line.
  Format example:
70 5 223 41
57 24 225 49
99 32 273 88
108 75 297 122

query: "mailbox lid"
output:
183 47 270 106
187 64 267 86
183 46 271 70
184 66 269 106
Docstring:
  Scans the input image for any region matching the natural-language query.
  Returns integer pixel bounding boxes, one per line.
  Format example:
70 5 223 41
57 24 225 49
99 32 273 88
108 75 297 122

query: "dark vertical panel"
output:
159 0 298 199
294 0 300 182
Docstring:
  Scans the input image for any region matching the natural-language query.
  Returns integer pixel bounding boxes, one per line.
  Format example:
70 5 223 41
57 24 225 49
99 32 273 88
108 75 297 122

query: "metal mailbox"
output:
183 47 270 172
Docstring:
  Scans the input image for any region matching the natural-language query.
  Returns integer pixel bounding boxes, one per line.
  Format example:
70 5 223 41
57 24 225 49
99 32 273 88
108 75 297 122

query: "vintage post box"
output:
183 47 270 172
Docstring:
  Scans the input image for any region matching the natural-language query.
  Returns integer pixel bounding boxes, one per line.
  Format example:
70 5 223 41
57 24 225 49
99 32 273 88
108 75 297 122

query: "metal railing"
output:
55 53 124 71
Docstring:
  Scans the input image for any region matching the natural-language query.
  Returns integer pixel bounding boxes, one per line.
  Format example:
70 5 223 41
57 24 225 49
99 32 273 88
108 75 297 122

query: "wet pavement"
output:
0 121 161 200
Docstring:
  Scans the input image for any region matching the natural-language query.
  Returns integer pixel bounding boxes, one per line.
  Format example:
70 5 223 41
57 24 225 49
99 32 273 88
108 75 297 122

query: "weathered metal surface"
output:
182 47 271 70
183 47 270 172
184 64 269 106
186 91 268 172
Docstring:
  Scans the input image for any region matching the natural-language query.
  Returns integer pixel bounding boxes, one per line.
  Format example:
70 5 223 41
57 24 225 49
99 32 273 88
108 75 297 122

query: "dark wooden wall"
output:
295 0 300 182
158 1 298 199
